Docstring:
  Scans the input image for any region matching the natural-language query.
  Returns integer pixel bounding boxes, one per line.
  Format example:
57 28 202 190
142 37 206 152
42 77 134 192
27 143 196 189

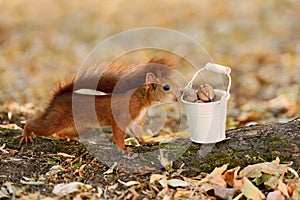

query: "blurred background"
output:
0 0 299 126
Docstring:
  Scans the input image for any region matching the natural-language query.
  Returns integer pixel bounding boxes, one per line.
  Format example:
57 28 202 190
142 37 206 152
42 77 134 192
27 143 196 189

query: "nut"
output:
183 88 198 102
197 84 215 102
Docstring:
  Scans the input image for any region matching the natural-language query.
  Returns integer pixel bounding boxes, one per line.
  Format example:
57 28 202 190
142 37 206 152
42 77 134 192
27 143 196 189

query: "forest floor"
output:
0 1 300 199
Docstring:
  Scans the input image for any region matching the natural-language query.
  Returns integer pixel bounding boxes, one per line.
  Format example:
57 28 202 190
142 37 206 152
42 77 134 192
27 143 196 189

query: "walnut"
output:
197 84 215 102
183 88 198 102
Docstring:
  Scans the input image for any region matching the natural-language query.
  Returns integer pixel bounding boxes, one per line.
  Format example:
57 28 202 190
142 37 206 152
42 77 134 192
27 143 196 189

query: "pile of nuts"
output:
183 84 216 103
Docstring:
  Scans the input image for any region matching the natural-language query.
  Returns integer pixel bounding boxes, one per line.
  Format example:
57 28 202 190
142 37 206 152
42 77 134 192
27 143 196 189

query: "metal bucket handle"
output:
184 63 232 100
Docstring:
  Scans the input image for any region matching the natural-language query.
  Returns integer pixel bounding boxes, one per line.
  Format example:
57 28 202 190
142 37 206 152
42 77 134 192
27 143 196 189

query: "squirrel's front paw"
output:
14 133 34 145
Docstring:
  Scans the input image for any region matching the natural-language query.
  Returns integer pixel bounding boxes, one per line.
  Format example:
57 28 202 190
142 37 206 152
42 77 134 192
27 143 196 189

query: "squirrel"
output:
14 56 179 151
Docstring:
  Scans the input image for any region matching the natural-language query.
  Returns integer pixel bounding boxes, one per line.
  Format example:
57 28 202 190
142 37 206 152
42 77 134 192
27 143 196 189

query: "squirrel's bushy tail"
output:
73 55 177 93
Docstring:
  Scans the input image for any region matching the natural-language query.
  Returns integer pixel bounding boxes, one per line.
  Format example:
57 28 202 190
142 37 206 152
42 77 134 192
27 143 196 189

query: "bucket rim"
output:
181 89 228 105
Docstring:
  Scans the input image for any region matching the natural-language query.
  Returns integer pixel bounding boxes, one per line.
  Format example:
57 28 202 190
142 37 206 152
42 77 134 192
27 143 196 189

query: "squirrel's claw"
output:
14 134 34 145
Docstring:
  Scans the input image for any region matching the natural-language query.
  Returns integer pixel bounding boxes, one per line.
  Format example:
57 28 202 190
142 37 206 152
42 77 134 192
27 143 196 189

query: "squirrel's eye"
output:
163 84 170 91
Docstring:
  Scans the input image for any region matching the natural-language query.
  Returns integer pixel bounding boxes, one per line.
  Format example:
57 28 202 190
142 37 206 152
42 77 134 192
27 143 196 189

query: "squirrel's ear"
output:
146 72 158 84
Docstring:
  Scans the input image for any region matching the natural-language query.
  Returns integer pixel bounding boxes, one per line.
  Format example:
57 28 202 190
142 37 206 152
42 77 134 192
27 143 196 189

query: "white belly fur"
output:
126 107 148 138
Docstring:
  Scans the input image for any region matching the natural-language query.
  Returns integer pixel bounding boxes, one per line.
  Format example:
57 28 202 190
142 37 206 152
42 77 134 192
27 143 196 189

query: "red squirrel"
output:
15 56 178 151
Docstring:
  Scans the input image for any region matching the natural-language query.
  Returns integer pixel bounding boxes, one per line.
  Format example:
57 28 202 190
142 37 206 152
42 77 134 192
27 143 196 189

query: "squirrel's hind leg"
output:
112 119 128 151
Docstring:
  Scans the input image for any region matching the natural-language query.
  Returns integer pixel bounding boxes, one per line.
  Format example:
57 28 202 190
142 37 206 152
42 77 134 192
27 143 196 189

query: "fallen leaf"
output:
0 190 9 199
239 157 288 179
287 167 299 178
107 183 118 191
158 149 173 169
198 164 228 187
254 174 279 188
118 180 140 187
75 164 87 177
200 183 214 192
237 111 259 123
223 166 240 187
52 182 92 196
8 150 19 155
291 179 300 200
150 174 167 184
57 152 75 158
266 190 285 200
183 177 200 186
3 182 23 197
20 180 45 185
124 137 140 146
266 95 296 115
7 111 12 120
174 189 192 199
157 186 171 199
19 192 47 200
211 164 228 176
158 177 168 188
46 165 65 176
241 177 265 200
213 185 240 200
103 162 117 175
167 179 191 187
0 124 22 130
277 179 289 197
129 187 140 198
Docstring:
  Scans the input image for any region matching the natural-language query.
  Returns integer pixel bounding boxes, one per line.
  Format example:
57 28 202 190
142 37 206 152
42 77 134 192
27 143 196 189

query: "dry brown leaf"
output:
0 190 9 199
107 183 118 191
266 190 285 200
57 152 75 158
239 157 288 179
277 179 289 198
183 177 200 186
223 166 240 187
103 162 117 175
237 111 259 123
198 164 228 187
158 177 168 188
8 149 19 155
0 124 22 130
77 164 87 177
167 179 191 187
157 186 170 198
52 182 92 196
200 183 214 192
241 177 265 200
19 192 50 200
266 95 296 115
213 185 240 200
150 174 167 184
118 180 140 187
129 187 140 198
174 189 192 199
290 179 300 200
211 164 228 176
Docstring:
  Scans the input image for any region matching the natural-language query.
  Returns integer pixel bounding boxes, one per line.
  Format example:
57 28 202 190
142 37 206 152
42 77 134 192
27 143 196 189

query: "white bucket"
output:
181 63 231 143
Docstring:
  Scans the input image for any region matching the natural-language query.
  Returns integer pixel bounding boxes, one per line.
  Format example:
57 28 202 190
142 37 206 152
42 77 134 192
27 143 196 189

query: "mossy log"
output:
0 117 299 175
